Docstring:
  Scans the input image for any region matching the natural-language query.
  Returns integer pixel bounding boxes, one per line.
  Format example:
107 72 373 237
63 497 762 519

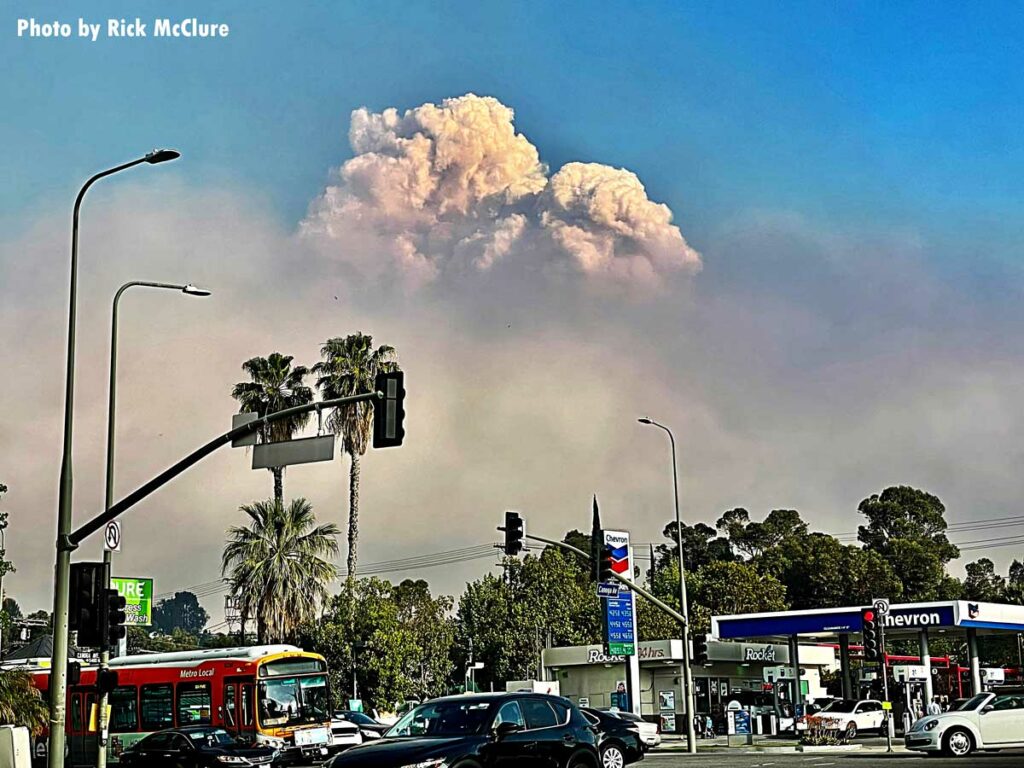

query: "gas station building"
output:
712 599 1024 711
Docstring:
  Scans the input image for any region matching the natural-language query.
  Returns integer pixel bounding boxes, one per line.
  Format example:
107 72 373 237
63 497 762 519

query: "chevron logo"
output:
609 546 630 573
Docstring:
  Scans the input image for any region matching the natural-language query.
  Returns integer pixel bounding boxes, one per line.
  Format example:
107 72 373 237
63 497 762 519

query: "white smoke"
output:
302 93 701 290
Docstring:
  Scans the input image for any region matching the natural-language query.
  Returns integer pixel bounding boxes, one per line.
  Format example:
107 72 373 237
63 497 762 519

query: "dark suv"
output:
327 692 600 767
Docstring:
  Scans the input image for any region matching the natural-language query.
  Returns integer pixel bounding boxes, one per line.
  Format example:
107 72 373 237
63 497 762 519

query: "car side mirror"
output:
982 705 995 714
494 721 523 740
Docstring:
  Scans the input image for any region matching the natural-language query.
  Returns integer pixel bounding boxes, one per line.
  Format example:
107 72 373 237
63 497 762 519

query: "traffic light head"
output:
106 589 127 646
69 562 106 648
861 606 884 662
503 511 525 556
693 633 710 665
372 371 405 449
598 545 615 583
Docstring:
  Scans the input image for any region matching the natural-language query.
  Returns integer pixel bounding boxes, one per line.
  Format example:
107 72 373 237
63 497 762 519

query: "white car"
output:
327 715 362 753
795 698 886 738
602 709 661 747
905 690 1024 756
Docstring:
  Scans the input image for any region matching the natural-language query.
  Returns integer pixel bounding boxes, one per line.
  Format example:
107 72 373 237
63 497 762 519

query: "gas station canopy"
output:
712 600 1024 641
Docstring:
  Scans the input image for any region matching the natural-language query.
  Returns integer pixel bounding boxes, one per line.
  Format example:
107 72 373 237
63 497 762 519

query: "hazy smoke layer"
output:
302 94 701 289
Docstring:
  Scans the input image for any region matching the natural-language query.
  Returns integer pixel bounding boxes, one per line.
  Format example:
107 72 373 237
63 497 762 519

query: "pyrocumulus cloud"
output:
302 94 701 290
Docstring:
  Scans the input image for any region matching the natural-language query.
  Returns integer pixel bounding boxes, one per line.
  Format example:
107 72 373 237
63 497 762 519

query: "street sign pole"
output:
873 598 893 752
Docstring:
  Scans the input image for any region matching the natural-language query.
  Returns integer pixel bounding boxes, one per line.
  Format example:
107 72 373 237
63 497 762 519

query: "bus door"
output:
223 678 256 744
67 688 97 767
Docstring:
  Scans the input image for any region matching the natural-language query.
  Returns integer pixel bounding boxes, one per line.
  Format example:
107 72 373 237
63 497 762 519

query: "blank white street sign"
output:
104 521 122 552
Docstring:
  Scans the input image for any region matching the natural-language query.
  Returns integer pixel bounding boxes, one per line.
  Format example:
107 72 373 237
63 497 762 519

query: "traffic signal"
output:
693 633 710 665
502 511 525 556
861 606 885 662
97 669 119 695
598 545 615 583
67 662 81 687
372 371 405 449
105 588 127 648
69 562 106 648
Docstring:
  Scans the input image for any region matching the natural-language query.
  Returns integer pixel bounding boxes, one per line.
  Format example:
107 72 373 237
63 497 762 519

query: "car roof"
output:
427 692 570 705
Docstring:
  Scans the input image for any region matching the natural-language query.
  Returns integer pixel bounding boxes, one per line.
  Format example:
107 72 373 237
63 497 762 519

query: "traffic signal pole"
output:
48 391 381 767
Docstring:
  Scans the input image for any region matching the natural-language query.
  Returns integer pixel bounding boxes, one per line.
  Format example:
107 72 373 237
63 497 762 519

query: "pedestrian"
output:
926 696 942 716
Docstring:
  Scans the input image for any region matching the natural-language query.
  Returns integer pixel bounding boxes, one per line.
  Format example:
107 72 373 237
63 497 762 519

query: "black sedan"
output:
582 708 644 768
119 725 276 767
333 710 390 740
327 692 601 768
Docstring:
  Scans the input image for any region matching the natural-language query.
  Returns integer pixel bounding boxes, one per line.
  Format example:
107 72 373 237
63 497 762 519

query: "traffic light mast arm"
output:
520 531 687 626
68 391 382 547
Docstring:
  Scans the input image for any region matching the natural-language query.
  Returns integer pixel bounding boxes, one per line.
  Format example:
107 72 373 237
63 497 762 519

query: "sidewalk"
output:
654 733 907 753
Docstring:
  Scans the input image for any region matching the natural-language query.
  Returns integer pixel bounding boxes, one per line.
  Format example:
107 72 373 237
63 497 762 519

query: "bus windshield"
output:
258 675 330 727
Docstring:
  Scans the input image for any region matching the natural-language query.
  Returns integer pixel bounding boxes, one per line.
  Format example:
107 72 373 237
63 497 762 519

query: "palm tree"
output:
0 668 47 733
222 498 340 643
313 333 399 578
231 353 314 505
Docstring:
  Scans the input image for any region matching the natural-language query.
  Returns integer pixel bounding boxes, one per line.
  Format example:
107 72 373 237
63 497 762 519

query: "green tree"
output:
455 549 602 691
298 577 455 711
231 353 314 505
152 591 210 636
0 668 47 733
857 486 959 601
223 498 339 643
762 533 904 609
716 508 808 560
964 558 1006 602
1005 560 1024 605
314 333 399 579
652 521 734 576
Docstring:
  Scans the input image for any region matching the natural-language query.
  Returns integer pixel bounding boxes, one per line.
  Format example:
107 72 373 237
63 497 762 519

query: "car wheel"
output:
844 721 857 740
601 743 626 768
568 751 599 768
942 728 974 758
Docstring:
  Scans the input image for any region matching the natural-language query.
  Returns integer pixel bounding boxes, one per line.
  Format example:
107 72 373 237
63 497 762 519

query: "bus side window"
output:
70 694 82 734
177 682 212 726
241 685 253 727
110 686 138 733
141 684 174 731
224 685 236 726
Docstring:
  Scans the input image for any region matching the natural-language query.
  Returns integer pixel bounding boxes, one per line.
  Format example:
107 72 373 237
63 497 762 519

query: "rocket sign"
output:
603 530 631 576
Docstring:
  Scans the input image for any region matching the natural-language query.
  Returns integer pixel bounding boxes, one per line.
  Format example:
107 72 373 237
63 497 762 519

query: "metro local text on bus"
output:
179 668 215 678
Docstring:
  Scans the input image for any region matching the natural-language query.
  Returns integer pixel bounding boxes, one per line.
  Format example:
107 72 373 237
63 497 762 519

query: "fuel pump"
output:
980 668 1006 691
893 665 928 733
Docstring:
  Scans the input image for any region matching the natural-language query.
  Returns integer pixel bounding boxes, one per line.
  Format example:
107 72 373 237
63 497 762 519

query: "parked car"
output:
905 690 1024 756
119 725 276 767
795 698 886 739
328 713 363 752
334 710 389 740
583 708 645 767
599 709 660 749
326 692 600 767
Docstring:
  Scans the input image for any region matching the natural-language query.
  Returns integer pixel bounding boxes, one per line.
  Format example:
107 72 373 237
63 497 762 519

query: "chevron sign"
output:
603 530 631 575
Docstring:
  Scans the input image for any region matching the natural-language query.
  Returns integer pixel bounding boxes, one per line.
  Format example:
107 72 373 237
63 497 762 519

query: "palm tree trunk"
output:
347 453 360 578
272 467 283 505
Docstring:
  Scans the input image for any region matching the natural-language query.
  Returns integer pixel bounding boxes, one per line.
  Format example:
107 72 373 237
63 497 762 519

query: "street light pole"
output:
638 418 697 754
96 280 209 768
48 149 180 768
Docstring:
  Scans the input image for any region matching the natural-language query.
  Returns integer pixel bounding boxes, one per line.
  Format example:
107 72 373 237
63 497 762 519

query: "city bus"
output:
29 645 333 766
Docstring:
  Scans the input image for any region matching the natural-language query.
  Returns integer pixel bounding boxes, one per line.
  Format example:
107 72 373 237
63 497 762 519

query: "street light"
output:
638 417 697 754
49 150 179 768
95 280 209 768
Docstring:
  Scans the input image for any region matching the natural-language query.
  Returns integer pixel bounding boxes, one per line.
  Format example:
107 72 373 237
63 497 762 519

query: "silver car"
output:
905 690 1024 756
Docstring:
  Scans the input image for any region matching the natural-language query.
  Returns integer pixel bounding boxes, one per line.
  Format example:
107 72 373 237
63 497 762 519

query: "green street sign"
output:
111 576 153 626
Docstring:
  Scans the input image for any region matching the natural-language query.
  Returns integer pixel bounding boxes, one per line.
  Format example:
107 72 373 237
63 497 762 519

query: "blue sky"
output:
5 1 1024 611
6 0 1024 253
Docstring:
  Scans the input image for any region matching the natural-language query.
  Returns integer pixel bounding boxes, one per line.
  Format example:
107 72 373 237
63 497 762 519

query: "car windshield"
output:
952 694 990 712
385 700 493 737
185 728 236 746
819 699 858 713
258 675 330 727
